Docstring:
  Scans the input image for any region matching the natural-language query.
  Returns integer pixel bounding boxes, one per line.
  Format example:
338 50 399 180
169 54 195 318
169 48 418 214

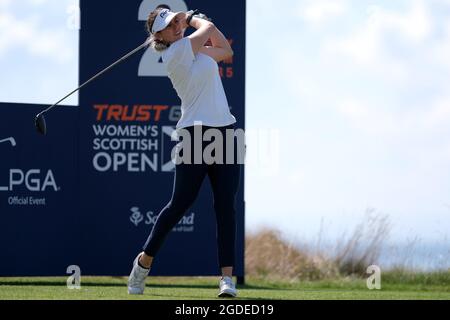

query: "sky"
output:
0 0 79 105
245 0 450 247
1 0 450 253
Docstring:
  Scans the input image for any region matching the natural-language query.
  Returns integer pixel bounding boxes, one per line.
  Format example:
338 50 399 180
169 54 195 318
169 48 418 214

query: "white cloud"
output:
325 0 431 67
0 0 11 7
433 0 450 6
430 20 450 71
28 0 50 6
423 95 450 130
297 0 349 25
0 7 74 63
375 1 431 42
336 99 397 135
326 20 381 65
300 0 450 136
0 1 78 105
336 93 450 139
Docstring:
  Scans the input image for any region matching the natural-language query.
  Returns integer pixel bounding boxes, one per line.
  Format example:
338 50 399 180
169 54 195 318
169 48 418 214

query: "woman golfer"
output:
128 8 241 297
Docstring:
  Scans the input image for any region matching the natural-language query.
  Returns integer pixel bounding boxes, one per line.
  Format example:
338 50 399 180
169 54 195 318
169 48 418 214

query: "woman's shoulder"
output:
163 37 193 64
170 37 191 52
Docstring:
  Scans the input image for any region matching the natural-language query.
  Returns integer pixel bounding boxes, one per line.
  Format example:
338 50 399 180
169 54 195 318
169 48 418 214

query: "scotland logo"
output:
129 207 144 226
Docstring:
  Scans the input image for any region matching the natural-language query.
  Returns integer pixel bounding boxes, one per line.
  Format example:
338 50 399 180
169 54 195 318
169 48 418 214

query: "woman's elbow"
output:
226 49 234 59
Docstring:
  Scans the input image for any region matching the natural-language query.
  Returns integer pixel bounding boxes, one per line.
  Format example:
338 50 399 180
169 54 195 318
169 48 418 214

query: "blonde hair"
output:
146 8 170 52
149 35 170 52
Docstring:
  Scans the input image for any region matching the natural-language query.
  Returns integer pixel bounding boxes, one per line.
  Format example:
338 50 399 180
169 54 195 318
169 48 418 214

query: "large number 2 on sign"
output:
138 0 188 77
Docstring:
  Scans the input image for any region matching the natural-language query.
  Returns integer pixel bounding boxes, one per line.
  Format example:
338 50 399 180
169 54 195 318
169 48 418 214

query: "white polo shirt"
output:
162 37 236 129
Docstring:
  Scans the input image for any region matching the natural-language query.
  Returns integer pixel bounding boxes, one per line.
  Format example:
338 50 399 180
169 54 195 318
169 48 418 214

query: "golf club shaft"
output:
38 38 151 116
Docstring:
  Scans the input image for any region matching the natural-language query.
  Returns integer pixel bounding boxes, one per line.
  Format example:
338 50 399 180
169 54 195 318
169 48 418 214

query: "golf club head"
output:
35 113 47 135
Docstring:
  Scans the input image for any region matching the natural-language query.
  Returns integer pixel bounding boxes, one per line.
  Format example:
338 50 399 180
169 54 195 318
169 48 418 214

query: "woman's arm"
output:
199 26 234 62
184 15 215 55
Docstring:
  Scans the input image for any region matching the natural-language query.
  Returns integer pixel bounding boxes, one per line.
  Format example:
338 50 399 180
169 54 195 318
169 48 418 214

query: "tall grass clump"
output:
245 209 393 280
245 228 338 281
333 210 391 276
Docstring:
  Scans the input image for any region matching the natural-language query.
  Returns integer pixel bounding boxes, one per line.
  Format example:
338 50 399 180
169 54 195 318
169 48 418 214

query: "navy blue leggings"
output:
143 124 241 267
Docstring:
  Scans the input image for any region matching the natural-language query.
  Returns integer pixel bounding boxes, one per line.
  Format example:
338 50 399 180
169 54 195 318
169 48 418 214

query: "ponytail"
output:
149 36 170 52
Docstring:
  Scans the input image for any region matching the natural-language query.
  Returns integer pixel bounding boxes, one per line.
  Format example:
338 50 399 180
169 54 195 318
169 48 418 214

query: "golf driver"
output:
34 37 151 135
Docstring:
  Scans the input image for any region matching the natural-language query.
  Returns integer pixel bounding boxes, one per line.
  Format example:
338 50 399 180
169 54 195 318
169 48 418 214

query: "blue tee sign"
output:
0 0 245 278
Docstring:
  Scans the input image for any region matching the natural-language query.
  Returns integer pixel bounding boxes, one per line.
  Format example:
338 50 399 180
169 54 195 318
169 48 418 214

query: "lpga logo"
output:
0 137 60 194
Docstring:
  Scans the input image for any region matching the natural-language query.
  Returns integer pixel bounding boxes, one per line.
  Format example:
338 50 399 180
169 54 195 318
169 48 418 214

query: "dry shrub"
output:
245 209 391 280
245 228 338 281
333 210 391 276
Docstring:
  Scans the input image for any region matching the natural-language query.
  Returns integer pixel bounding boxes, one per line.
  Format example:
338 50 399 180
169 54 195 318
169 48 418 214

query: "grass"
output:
0 275 449 300
1 217 448 300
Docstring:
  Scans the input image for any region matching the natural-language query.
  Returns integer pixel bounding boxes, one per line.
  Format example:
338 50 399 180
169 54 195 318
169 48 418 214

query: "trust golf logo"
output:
129 206 195 232
91 104 179 174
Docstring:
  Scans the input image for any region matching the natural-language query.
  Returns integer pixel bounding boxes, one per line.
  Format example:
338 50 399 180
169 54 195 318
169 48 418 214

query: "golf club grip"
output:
40 40 150 114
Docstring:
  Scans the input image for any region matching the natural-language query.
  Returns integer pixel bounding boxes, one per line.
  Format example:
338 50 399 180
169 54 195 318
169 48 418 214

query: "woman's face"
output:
157 14 185 44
